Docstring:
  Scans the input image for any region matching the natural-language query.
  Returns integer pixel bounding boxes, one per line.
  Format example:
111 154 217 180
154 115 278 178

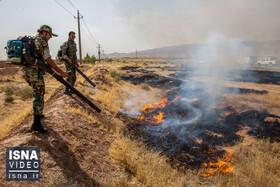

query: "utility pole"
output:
136 49 138 58
75 10 83 64
97 44 101 63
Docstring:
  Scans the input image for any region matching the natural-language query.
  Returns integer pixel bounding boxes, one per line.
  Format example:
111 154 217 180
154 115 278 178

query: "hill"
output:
107 40 280 58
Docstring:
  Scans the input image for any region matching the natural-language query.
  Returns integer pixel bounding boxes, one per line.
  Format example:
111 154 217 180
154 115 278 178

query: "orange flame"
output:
136 89 181 125
136 97 170 125
141 104 154 113
152 112 166 125
155 97 169 108
201 149 236 177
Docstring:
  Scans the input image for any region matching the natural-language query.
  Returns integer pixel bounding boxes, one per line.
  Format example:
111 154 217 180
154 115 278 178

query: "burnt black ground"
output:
168 68 280 85
121 73 183 89
120 64 280 171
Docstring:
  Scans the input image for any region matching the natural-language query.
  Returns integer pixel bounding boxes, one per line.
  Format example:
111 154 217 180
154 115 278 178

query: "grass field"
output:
0 59 279 186
96 59 280 186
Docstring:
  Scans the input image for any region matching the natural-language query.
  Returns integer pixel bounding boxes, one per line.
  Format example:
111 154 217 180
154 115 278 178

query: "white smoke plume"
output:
186 32 252 105
114 0 280 49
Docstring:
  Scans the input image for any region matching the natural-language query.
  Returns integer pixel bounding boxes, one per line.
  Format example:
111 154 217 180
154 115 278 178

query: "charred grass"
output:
108 135 280 187
222 82 280 115
97 60 280 186
1 60 279 186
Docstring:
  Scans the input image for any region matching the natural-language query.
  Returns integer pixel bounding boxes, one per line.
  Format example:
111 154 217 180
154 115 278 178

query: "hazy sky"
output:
0 0 279 60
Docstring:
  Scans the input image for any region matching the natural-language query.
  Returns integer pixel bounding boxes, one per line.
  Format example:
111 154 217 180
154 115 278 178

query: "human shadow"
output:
27 127 99 186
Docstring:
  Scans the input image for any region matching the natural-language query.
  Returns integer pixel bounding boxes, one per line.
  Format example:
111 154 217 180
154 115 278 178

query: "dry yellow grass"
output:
0 104 32 139
94 78 162 114
108 136 280 187
223 92 280 115
229 139 280 187
0 66 88 140
66 105 97 123
101 60 280 186
2 60 280 186
109 137 194 186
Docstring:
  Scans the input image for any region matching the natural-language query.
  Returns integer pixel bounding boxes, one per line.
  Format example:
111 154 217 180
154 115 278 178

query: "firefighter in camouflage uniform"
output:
61 31 78 95
23 25 69 133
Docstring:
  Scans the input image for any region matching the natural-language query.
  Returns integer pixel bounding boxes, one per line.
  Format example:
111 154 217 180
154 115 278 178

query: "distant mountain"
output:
107 40 280 58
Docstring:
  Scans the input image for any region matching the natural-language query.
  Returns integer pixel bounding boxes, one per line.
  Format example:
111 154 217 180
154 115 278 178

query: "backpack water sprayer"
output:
4 36 101 112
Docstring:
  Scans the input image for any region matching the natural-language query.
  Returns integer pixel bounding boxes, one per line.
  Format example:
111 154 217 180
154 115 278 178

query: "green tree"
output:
83 53 96 64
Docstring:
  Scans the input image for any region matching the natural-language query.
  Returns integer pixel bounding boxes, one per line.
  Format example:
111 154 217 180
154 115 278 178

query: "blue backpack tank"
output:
5 36 35 65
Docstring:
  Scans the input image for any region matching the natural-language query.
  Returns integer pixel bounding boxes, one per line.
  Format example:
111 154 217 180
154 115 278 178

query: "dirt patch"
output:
0 61 21 76
0 61 12 68
89 67 112 87
0 67 21 76
0 86 120 186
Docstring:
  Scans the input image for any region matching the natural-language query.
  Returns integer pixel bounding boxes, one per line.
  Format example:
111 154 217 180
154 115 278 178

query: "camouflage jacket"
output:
61 39 77 63
33 34 51 61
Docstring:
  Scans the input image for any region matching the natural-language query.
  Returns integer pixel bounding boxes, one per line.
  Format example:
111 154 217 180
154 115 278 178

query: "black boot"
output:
64 88 72 95
31 115 48 133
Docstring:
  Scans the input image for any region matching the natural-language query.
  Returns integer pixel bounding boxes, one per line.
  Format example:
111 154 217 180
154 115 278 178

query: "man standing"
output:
24 25 69 133
61 31 78 95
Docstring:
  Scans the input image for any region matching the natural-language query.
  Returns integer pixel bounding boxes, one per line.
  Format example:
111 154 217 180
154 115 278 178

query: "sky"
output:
0 0 280 60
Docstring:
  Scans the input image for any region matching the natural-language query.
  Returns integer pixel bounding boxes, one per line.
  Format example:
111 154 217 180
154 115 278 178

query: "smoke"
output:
119 32 253 149
145 101 203 144
120 89 158 117
114 0 280 49
119 91 142 117
123 32 254 151
186 32 252 105
116 1 276 152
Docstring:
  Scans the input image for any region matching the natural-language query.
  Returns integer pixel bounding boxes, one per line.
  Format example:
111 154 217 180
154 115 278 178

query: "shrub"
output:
110 71 121 81
16 86 33 99
5 95 15 103
83 53 96 64
4 84 16 95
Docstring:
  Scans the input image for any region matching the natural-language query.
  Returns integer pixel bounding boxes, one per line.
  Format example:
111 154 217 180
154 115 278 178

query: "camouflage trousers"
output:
65 62 77 86
23 67 45 115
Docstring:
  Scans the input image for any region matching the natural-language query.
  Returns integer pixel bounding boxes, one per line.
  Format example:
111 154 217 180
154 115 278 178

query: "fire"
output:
152 112 166 125
136 111 166 125
136 89 181 125
136 96 171 125
141 97 169 113
201 149 236 177
141 104 154 113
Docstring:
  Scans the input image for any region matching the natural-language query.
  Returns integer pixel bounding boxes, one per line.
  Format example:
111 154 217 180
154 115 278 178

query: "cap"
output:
38 25 58 37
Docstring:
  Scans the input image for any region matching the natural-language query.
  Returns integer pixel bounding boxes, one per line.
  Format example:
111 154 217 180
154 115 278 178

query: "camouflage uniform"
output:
62 40 77 86
23 34 51 115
